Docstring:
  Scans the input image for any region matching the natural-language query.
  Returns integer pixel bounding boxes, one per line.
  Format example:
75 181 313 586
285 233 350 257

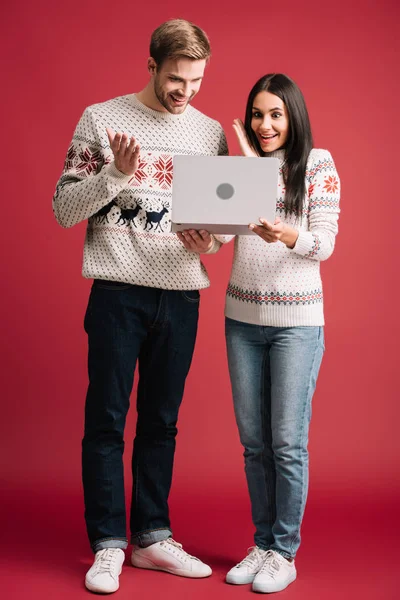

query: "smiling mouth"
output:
170 94 187 104
259 133 278 142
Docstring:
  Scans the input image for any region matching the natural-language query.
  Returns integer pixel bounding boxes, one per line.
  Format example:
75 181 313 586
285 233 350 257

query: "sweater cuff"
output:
103 161 132 184
291 231 312 256
204 235 221 254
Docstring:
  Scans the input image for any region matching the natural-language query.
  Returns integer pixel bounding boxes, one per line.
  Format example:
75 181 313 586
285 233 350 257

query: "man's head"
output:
148 19 211 114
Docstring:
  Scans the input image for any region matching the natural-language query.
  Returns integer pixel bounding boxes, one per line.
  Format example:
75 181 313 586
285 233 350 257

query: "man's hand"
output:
177 230 213 253
233 119 258 157
249 217 299 248
106 128 140 176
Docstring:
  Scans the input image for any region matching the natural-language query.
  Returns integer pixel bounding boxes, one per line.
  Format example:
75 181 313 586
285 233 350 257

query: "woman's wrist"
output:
281 226 299 249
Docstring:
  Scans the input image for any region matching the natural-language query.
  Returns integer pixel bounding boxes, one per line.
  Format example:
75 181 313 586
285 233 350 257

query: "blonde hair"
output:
150 19 211 66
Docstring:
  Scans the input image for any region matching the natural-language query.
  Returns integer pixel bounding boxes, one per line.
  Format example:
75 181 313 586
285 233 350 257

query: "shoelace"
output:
93 548 120 577
258 550 283 580
160 538 200 563
236 546 266 569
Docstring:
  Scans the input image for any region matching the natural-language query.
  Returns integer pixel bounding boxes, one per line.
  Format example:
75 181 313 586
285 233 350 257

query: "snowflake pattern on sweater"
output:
53 94 228 290
224 148 340 327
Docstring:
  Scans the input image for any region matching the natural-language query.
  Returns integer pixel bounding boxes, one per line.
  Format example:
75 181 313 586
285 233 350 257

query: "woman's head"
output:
245 73 312 157
244 74 313 216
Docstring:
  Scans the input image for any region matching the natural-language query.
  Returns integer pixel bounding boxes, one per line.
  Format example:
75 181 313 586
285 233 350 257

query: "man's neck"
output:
136 84 168 113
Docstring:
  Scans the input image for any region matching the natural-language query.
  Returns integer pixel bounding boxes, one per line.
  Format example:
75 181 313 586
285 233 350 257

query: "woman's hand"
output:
233 119 258 157
177 229 213 253
249 217 299 248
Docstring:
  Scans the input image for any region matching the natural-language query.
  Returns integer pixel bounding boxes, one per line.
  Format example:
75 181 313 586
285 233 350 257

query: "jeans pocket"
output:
181 290 200 303
94 280 132 291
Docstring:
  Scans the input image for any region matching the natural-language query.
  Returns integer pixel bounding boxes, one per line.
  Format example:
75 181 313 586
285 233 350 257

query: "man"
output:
53 19 227 594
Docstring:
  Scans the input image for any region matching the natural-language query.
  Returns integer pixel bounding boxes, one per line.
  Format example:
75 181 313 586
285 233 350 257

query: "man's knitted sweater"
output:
223 148 340 327
53 94 228 290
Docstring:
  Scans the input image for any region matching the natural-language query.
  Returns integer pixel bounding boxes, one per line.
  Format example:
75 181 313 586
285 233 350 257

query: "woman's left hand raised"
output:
249 217 299 249
233 119 258 157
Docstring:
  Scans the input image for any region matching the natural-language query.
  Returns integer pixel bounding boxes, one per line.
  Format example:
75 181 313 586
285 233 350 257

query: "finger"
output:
126 136 136 156
188 230 206 243
106 127 115 146
130 144 140 168
128 140 139 161
274 216 281 224
182 233 198 249
177 232 192 250
259 218 274 230
198 230 211 242
112 132 122 153
120 133 129 155
250 224 274 242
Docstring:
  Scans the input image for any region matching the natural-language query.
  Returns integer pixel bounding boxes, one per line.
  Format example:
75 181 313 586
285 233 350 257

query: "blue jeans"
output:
82 280 199 552
225 317 324 559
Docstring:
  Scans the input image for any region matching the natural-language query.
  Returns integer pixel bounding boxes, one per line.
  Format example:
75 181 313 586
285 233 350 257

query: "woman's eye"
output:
252 112 262 118
272 113 282 118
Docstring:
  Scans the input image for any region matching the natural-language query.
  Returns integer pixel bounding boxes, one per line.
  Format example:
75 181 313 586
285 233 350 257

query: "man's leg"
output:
129 289 211 578
82 281 147 553
130 289 199 543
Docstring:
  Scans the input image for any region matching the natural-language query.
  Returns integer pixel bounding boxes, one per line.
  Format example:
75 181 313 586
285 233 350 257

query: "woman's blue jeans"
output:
225 317 325 559
82 280 200 552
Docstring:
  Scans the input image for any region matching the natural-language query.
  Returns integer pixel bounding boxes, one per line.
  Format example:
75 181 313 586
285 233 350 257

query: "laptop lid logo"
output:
216 183 234 200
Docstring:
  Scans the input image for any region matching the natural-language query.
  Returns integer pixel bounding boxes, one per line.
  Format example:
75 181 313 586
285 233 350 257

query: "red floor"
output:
3 485 398 599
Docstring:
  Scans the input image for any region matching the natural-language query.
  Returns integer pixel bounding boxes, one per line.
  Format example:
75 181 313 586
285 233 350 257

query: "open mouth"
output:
259 133 278 143
170 94 187 105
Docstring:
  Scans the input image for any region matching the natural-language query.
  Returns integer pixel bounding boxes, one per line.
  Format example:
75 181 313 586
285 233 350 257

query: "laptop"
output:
170 155 280 235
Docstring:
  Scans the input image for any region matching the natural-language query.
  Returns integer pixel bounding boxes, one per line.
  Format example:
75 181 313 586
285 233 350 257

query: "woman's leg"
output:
268 326 324 559
225 317 274 550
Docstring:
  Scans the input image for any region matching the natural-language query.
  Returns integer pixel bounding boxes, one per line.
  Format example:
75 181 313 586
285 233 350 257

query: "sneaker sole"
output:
85 579 119 594
226 573 256 585
131 556 211 579
252 571 297 593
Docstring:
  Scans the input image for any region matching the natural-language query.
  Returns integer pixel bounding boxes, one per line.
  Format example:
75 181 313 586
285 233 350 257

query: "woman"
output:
224 73 340 593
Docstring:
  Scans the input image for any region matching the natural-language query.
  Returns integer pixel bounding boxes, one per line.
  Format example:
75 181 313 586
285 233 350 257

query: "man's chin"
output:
166 101 188 114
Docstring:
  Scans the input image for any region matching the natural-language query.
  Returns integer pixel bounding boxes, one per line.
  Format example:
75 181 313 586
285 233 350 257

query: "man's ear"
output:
148 57 157 75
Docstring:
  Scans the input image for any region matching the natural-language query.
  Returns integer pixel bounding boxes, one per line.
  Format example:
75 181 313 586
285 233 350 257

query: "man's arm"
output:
52 108 139 228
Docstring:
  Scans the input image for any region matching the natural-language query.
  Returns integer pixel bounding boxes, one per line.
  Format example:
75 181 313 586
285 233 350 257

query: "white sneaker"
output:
131 538 212 578
252 550 296 593
85 548 125 594
226 546 268 584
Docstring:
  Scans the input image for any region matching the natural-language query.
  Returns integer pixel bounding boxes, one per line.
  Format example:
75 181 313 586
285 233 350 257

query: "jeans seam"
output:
288 330 323 556
261 345 275 547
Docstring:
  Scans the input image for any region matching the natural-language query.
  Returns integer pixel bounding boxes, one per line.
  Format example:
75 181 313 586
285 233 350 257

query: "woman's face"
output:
251 91 289 153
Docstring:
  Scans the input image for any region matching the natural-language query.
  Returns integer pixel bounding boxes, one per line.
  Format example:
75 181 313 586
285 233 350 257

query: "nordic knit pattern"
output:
224 148 340 327
53 94 228 290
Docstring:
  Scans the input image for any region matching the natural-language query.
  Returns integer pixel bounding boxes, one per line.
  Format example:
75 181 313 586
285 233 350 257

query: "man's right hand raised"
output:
106 128 140 176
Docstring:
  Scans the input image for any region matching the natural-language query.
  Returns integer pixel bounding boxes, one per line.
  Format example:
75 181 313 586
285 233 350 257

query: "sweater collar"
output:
264 149 286 161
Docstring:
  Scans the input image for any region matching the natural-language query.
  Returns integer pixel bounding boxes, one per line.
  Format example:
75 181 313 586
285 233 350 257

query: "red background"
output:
1 0 399 598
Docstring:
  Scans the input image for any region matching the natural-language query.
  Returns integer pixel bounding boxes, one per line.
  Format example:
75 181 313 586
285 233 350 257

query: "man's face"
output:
150 57 206 114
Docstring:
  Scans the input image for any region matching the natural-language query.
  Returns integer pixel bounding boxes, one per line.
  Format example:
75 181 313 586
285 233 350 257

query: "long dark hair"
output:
244 73 313 217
